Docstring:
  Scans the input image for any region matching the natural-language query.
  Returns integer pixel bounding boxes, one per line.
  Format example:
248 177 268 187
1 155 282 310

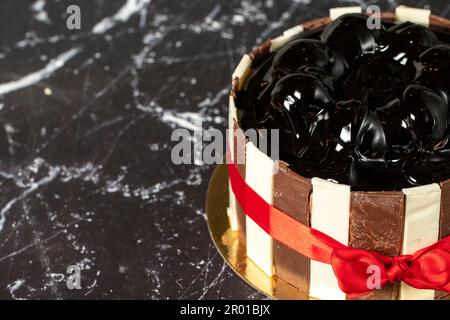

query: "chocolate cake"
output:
227 6 450 300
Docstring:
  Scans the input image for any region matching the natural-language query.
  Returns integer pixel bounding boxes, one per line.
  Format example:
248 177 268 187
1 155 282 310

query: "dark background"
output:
0 0 447 300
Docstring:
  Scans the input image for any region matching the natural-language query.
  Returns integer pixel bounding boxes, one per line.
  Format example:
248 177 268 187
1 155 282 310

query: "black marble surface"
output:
0 0 448 300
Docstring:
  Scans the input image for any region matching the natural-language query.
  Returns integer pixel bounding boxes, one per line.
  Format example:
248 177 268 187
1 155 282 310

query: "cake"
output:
227 6 450 300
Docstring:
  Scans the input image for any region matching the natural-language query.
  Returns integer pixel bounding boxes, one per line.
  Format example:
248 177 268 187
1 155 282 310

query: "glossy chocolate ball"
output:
404 151 450 186
301 100 362 162
272 39 345 79
270 73 334 152
417 45 450 93
403 84 449 151
322 14 381 62
381 22 439 61
355 99 414 170
340 55 407 107
270 73 333 118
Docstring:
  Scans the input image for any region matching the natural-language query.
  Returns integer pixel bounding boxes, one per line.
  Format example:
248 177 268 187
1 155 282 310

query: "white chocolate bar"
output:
231 54 252 87
396 6 431 26
401 184 441 300
310 178 351 300
270 25 304 52
330 6 362 21
245 142 275 277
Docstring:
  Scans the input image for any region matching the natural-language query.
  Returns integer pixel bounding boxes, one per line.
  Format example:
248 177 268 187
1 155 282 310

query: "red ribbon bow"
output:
331 240 450 297
227 153 450 296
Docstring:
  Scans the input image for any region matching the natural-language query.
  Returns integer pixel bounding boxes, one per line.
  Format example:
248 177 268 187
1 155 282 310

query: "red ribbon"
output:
227 157 450 296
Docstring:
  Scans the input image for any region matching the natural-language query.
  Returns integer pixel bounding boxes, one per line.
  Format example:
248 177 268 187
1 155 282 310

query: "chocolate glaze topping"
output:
238 14 450 191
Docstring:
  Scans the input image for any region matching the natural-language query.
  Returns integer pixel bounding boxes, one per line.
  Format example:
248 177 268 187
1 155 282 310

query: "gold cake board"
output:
205 164 313 300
